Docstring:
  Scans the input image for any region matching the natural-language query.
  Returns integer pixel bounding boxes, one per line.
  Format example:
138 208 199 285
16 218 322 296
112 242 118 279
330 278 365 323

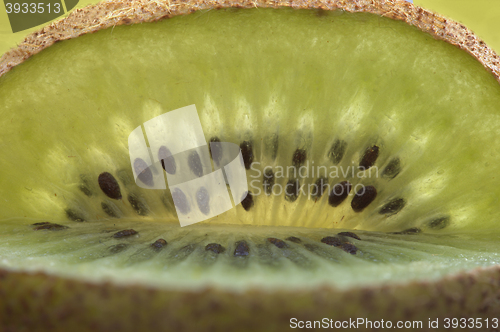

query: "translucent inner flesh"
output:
2 221 500 291
1 8 500 289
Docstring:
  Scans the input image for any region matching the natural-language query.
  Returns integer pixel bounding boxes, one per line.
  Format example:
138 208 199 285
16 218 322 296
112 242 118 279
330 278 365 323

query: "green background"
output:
0 0 499 56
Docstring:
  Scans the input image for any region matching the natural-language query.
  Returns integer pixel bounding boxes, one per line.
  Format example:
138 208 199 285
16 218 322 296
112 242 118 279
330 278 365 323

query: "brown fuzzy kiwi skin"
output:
1 0 500 330
1 266 500 331
0 0 500 82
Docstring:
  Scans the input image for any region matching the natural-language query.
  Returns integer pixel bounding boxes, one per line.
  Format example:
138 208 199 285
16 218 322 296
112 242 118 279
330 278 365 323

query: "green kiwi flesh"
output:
3 220 500 290
2 3 500 323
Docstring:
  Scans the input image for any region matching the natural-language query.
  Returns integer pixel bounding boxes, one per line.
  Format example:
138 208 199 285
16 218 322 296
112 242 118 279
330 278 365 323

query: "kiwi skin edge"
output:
1 267 500 331
1 0 500 330
1 0 500 82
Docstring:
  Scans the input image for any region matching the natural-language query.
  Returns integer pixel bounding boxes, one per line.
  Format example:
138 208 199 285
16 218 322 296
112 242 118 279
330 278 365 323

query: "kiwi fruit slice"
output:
2 0 500 330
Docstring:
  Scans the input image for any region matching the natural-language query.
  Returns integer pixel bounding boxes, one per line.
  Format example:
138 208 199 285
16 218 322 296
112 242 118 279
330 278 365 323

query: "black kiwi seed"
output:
101 202 119 218
79 175 93 197
321 236 358 255
234 240 250 256
128 194 148 216
267 238 289 249
205 243 225 254
196 187 210 215
292 148 307 167
284 178 300 202
32 222 68 231
79 184 93 197
328 181 352 207
240 141 254 170
209 137 223 166
382 157 401 179
263 168 275 195
311 176 328 200
133 158 154 187
109 243 128 254
188 151 204 177
265 134 279 161
158 146 176 175
113 229 138 238
303 243 318 252
341 243 358 255
321 236 344 247
390 227 421 235
328 139 347 164
151 239 167 250
241 191 254 211
171 188 190 215
167 244 197 264
98 172 122 199
172 245 197 263
379 198 406 215
337 232 361 240
359 145 379 170
286 236 302 243
65 209 86 222
427 216 450 230
351 185 377 212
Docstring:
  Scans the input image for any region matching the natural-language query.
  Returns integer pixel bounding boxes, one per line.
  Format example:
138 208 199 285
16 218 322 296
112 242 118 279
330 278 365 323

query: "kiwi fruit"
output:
1 0 500 330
